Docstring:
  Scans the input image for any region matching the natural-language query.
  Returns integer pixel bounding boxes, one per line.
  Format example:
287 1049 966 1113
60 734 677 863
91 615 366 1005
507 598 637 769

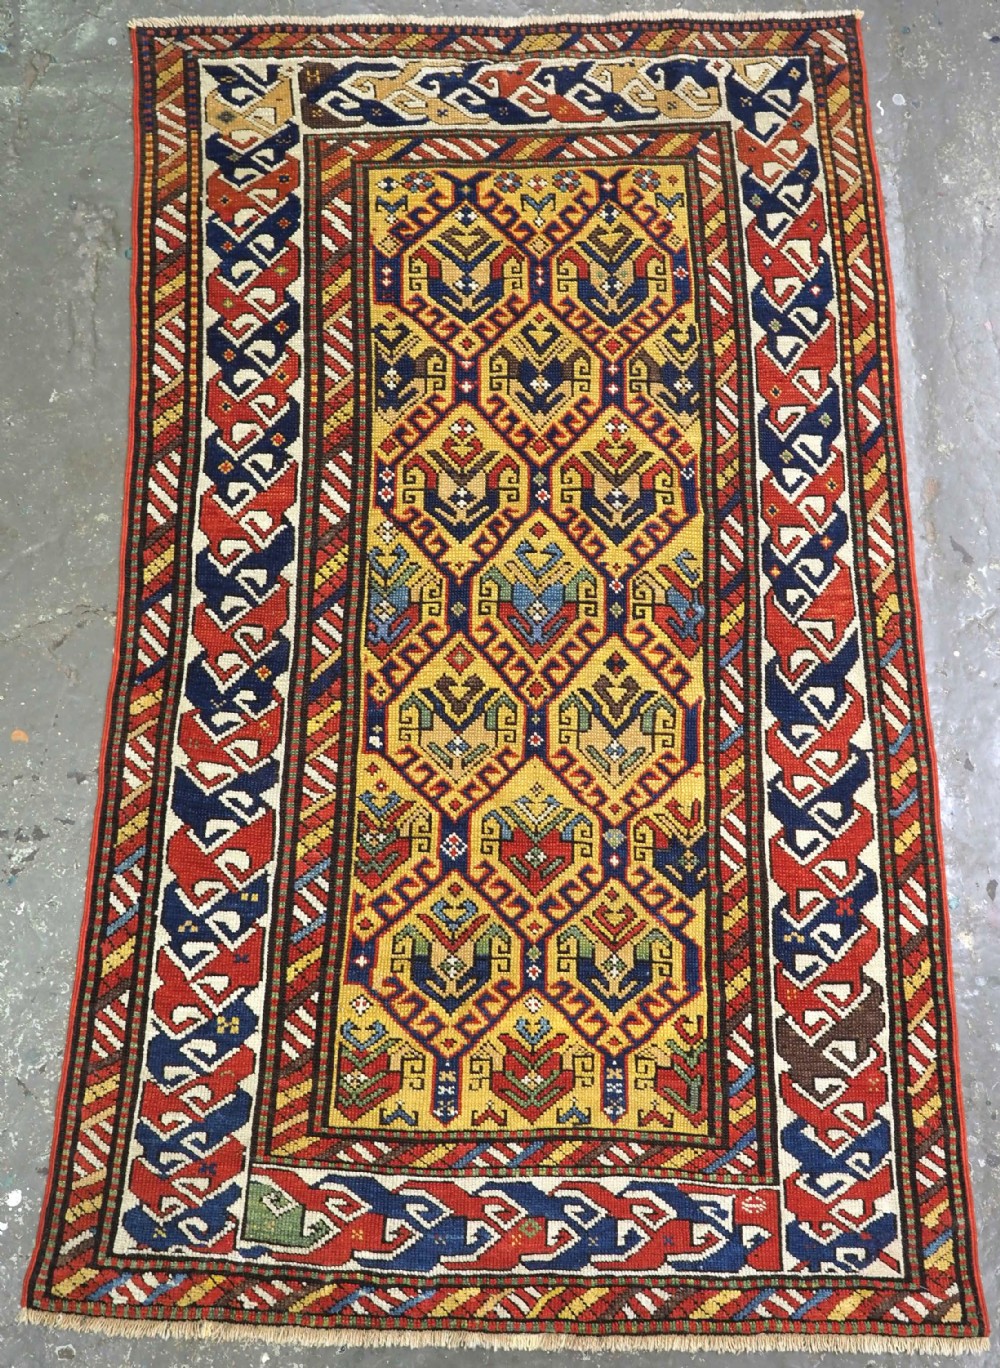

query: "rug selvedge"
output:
23 12 988 1349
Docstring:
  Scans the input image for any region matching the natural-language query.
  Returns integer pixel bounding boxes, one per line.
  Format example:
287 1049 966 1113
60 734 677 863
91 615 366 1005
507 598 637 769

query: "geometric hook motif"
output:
342 162 710 1135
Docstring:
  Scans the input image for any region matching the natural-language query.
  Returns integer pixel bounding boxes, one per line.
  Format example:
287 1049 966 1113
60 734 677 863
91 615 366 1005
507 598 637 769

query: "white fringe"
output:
127 9 864 30
18 1308 990 1355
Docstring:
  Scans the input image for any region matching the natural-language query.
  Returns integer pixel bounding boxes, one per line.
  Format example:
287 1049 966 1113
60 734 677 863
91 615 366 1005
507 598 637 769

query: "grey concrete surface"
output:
1 0 998 1364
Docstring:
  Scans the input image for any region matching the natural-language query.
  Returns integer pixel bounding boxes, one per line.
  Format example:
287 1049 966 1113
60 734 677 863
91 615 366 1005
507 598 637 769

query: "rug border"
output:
19 17 151 1322
125 8 864 28
15 1308 991 1355
852 13 990 1336
19 11 989 1351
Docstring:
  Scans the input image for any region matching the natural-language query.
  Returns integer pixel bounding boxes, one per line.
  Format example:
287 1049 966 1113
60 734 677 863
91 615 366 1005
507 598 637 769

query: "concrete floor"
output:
1 0 998 1364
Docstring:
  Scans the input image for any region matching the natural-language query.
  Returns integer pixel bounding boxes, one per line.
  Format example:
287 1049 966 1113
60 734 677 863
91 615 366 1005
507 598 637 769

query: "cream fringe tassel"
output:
127 9 864 30
18 1308 990 1355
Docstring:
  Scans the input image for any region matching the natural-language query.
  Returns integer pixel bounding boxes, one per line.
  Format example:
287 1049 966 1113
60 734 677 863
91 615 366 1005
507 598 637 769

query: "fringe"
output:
126 9 864 31
18 1308 990 1355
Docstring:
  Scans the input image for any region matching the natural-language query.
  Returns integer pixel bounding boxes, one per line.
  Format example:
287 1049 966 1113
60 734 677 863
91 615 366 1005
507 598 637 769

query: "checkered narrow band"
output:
23 12 989 1353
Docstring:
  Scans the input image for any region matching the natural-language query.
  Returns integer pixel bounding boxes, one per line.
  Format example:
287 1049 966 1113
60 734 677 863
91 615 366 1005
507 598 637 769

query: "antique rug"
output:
23 9 989 1353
